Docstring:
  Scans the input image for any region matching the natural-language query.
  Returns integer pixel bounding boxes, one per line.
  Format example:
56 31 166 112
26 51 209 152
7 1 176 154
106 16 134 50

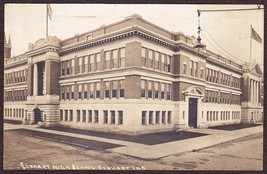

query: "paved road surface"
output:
4 130 262 170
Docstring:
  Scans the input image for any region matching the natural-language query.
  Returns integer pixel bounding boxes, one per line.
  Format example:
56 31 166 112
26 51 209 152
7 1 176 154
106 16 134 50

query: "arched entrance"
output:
184 86 204 128
34 108 42 124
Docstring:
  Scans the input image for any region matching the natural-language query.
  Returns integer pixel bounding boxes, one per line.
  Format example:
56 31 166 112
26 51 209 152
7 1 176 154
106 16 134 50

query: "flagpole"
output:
46 4 48 38
250 25 252 62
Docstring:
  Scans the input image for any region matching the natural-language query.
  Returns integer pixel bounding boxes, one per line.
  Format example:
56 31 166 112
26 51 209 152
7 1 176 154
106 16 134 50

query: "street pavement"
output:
3 123 263 160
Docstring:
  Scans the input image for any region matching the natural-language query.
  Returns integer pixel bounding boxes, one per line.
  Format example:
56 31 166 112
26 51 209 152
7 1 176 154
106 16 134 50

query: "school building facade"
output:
4 14 263 134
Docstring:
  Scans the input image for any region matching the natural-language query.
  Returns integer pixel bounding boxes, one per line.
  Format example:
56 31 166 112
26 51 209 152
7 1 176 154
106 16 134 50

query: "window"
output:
141 80 146 98
70 59 74 74
104 110 108 124
166 84 171 100
119 80 124 97
64 110 68 121
77 57 82 74
61 86 65 100
89 83 94 99
183 64 187 75
94 110 99 123
89 54 94 72
161 83 165 99
104 81 110 98
119 48 125 68
142 47 147 66
84 84 88 99
155 82 159 99
111 111 115 124
88 110 92 123
95 82 100 98
78 84 82 99
76 110 80 122
167 111 171 124
66 86 70 99
71 85 74 99
104 51 110 69
148 50 153 68
82 110 86 122
162 111 166 124
155 52 160 70
148 81 153 98
60 110 63 121
61 62 65 76
118 111 123 125
155 111 160 124
112 81 117 98
142 111 146 125
111 49 118 68
167 56 171 72
194 62 198 77
190 60 193 76
95 53 101 70
83 56 88 73
200 69 204 79
149 111 153 125
69 110 73 122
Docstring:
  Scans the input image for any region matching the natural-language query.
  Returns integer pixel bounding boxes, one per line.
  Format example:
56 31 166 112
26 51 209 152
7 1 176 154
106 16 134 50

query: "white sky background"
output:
4 4 264 66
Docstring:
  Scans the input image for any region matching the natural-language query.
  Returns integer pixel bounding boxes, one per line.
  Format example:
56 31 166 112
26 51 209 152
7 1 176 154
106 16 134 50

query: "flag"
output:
47 4 53 20
251 26 262 43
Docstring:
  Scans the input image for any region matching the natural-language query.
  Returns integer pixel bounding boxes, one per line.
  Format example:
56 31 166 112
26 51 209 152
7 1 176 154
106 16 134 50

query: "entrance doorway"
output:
34 108 42 124
188 98 198 128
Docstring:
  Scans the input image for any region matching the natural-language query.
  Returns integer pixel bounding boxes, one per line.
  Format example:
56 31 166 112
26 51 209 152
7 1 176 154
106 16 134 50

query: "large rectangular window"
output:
148 50 153 68
112 81 117 98
119 80 124 98
89 54 94 72
71 85 74 99
142 47 147 67
190 60 193 76
76 110 80 122
141 80 146 98
77 57 82 74
82 110 86 122
111 49 118 68
111 111 115 124
155 82 159 99
155 52 160 70
119 48 125 68
149 111 153 125
95 82 100 98
60 110 63 121
142 111 146 125
104 51 110 69
89 83 94 99
155 111 160 124
88 110 92 123
95 53 101 70
66 86 70 100
64 110 68 121
104 81 110 98
84 84 88 99
194 62 198 77
166 84 171 100
148 81 153 98
161 83 165 99
78 84 82 99
69 110 73 122
103 110 108 124
118 111 123 125
94 110 99 123
162 111 166 124
83 56 88 73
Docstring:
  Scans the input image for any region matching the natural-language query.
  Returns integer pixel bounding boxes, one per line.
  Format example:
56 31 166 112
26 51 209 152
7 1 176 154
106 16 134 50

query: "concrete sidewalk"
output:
4 123 263 160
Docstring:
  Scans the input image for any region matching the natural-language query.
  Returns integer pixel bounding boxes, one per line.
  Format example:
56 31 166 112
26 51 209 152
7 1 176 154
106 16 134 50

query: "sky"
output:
4 4 264 66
